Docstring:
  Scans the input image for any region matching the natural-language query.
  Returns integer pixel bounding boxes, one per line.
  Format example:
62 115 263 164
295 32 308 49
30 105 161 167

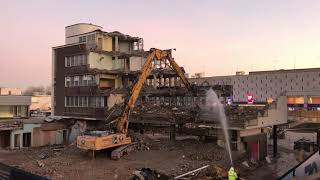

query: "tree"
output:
23 85 51 96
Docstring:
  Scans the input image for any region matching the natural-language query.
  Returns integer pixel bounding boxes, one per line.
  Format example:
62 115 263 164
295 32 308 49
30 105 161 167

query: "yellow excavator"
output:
76 48 192 159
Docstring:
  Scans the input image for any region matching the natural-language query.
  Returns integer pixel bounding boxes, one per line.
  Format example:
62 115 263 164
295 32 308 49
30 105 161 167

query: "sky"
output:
1 0 320 89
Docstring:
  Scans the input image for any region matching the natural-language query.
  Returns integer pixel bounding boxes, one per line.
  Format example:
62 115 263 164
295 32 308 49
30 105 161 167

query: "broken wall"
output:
69 121 87 143
246 96 287 129
107 94 125 110
96 33 112 51
32 122 68 147
10 123 41 149
129 56 146 71
33 129 65 147
119 41 131 53
112 57 125 70
88 52 113 70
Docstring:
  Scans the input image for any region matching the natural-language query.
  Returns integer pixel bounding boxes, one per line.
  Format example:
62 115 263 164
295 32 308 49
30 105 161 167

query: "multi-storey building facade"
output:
52 23 145 119
191 68 320 103
191 68 320 123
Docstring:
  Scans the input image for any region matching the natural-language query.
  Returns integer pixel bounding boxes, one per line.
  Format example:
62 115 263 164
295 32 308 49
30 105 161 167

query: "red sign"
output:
247 94 254 104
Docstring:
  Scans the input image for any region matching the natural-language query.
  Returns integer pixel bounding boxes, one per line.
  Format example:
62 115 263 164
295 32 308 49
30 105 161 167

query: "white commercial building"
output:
191 68 320 103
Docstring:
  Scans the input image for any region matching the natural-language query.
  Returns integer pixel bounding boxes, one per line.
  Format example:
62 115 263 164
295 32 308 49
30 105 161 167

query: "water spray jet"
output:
206 88 233 166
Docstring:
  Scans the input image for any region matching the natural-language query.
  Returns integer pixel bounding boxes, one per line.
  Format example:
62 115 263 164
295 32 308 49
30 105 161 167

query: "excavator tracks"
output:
111 142 138 160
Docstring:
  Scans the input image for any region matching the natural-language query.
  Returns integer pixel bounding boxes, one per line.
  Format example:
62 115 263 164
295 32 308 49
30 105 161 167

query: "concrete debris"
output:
265 156 271 164
129 168 173 180
39 153 49 159
37 160 45 168
242 161 250 168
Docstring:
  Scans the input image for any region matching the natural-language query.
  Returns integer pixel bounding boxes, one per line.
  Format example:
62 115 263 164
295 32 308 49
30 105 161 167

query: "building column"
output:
153 75 157 88
170 124 176 140
273 125 278 157
115 36 119 52
159 75 163 87
317 129 320 152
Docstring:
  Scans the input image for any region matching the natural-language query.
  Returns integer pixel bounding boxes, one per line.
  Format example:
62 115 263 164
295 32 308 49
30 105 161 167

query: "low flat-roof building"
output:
0 94 31 149
0 95 31 118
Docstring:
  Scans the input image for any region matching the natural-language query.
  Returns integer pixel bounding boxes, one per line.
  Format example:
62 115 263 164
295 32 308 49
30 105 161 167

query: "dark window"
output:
23 133 31 147
14 134 20 148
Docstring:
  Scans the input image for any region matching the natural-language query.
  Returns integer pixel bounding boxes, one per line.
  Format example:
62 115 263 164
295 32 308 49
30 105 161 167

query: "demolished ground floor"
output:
0 133 295 180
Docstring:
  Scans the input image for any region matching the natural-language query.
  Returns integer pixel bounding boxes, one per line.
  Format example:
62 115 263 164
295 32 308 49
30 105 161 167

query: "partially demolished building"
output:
50 23 287 162
52 23 145 119
51 23 225 121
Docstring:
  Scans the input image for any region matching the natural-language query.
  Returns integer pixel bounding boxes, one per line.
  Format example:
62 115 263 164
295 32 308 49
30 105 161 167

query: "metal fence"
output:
0 162 49 180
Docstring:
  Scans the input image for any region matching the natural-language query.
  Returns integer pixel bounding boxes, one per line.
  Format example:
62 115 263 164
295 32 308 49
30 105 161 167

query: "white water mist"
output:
206 89 233 166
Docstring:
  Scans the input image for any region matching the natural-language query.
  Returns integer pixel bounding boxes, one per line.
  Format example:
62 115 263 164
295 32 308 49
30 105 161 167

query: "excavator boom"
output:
116 48 192 133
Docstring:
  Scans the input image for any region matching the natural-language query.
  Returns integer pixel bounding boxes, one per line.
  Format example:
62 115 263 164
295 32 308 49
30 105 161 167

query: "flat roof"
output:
0 95 31 106
249 67 320 75
52 42 85 49
65 23 103 29
0 117 45 124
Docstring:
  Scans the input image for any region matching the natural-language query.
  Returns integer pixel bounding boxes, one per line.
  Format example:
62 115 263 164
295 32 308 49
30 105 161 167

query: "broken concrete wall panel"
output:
112 57 125 70
119 41 131 53
69 121 87 143
33 128 51 147
96 33 112 52
129 56 145 71
107 94 125 110
246 96 287 129
88 52 113 70
33 128 61 147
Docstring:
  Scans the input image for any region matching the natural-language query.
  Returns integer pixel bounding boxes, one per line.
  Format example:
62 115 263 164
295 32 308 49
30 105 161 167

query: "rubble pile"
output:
197 104 269 128
129 168 173 180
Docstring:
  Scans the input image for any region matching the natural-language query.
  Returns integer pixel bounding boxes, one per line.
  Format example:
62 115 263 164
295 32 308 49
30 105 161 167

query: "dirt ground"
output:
0 134 295 180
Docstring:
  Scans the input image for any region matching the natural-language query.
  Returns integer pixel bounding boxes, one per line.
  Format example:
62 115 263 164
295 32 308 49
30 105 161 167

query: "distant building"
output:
191 68 320 103
191 72 204 78
0 87 22 95
0 96 31 118
190 68 320 122
0 91 32 149
0 92 67 149
30 95 51 117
